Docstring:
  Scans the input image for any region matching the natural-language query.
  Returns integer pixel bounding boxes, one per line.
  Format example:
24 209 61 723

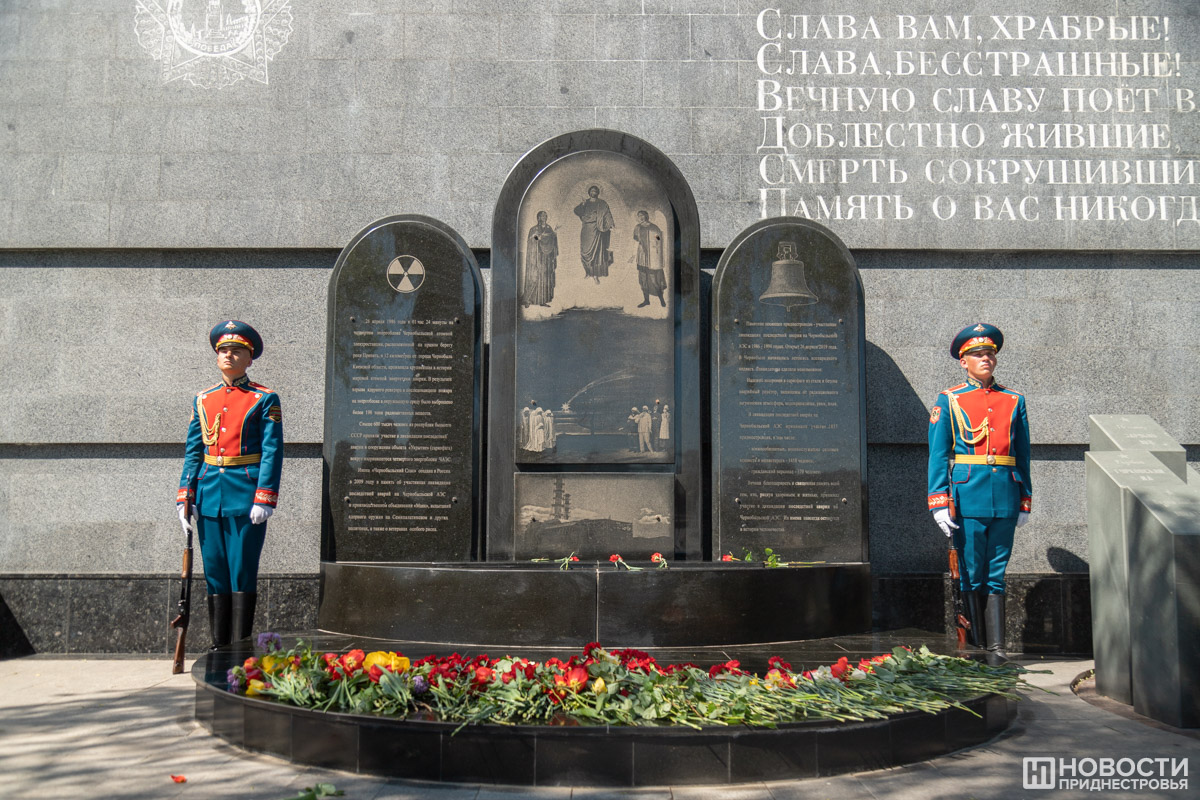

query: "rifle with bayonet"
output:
171 501 194 674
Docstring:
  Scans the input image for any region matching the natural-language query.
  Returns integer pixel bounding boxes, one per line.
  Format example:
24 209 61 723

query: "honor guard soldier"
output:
927 323 1031 658
177 321 283 649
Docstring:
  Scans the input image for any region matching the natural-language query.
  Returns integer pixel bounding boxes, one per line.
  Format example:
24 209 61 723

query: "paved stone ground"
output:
1 656 1197 799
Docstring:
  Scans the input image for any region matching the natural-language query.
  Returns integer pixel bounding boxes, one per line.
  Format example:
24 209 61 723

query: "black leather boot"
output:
964 590 986 648
986 593 1008 663
232 591 258 642
208 594 232 651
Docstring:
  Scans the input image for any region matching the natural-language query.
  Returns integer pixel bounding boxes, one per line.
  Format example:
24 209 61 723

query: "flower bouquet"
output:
226 635 1039 731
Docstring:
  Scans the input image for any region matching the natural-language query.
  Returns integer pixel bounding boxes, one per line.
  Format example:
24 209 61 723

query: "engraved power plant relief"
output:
514 474 674 560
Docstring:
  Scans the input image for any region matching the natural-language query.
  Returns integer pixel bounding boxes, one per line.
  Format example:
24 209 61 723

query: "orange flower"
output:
554 665 589 693
339 649 366 673
170 775 187 784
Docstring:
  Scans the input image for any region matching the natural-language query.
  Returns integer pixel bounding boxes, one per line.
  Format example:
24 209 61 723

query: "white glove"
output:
176 503 193 534
1016 511 1030 528
933 508 959 538
249 504 274 525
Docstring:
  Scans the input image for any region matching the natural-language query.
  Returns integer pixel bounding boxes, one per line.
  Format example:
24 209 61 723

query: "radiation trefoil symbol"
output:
387 256 426 294
134 0 294 89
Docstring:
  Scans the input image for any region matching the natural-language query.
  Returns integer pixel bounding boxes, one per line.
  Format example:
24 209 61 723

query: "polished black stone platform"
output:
317 561 872 648
193 630 1018 786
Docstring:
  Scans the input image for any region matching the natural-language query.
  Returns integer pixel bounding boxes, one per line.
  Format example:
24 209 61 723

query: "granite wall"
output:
2 1 1199 653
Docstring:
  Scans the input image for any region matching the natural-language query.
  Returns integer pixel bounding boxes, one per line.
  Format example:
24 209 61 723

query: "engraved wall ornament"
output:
134 0 294 89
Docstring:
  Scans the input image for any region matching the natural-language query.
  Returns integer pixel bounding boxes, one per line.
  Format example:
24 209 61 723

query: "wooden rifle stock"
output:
171 512 194 674
948 545 970 647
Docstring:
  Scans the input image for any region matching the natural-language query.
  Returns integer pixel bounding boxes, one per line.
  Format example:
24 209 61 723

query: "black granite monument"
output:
322 214 483 562
317 136 868 650
712 217 868 563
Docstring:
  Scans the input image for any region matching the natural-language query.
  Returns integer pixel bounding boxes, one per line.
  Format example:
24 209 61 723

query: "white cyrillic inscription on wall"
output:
754 6 1200 240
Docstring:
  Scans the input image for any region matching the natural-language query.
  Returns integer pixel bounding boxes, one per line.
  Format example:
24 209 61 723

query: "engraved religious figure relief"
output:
514 151 674 464
573 186 614 282
521 211 558 307
632 210 666 308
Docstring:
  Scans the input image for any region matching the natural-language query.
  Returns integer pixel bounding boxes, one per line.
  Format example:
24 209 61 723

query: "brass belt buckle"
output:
986 455 996 465
216 455 225 466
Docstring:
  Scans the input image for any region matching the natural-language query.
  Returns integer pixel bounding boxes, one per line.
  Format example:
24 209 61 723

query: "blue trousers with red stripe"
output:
953 516 1016 595
196 514 267 594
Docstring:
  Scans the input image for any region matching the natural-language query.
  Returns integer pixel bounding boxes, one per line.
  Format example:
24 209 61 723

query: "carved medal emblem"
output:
135 1 294 89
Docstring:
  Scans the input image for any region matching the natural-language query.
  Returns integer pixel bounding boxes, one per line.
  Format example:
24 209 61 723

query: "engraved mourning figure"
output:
521 211 558 308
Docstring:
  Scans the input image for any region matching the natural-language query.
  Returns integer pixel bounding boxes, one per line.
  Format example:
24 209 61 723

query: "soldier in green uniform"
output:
927 323 1031 658
177 321 283 649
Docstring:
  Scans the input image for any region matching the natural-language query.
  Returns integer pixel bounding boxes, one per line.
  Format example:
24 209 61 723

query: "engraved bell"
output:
759 241 817 308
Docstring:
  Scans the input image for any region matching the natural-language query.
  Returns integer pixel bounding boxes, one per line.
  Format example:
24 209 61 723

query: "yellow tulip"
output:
245 679 267 697
592 677 607 694
364 651 411 673
260 654 280 674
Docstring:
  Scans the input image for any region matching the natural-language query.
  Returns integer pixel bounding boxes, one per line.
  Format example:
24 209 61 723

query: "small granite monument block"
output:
1084 448 1186 705
1126 482 1200 728
1088 415 1187 481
